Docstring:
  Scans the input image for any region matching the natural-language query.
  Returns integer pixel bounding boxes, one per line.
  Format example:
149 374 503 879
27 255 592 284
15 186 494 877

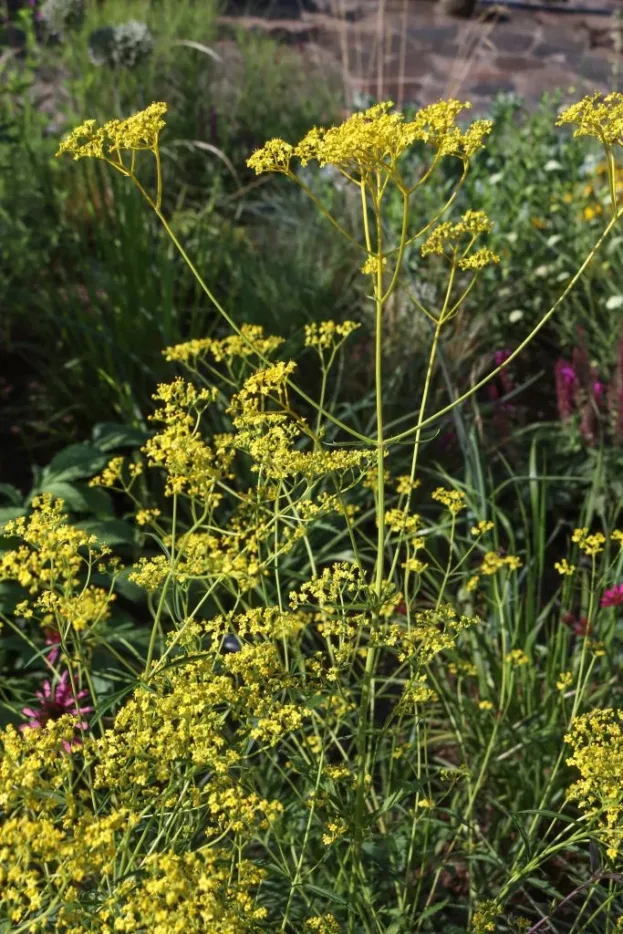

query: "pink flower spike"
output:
19 671 92 747
600 584 623 607
555 359 577 421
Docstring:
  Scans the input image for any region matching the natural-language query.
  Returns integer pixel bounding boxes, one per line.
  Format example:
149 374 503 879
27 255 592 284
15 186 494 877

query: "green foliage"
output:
3 92 623 933
0 1 346 436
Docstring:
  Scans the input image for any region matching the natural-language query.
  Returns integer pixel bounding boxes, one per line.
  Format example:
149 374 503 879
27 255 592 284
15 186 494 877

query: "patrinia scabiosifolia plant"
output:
2 93 623 933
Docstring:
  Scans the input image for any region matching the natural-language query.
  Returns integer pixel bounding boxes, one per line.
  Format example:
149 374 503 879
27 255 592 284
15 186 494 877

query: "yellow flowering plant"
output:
2 93 623 932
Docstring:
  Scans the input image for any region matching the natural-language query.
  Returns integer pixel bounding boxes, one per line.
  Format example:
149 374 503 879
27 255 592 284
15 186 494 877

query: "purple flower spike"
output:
555 359 577 421
560 363 577 386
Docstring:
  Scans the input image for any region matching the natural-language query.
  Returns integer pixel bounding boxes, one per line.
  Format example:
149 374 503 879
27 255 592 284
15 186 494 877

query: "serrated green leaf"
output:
304 884 349 907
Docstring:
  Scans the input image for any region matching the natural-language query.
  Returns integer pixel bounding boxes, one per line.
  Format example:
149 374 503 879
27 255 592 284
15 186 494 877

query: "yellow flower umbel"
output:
248 98 491 181
571 527 606 556
557 92 623 145
57 102 168 208
557 93 623 213
421 210 500 271
57 102 167 162
431 486 467 515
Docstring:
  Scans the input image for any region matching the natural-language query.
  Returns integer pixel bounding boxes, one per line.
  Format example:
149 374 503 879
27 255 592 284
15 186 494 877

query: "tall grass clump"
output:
2 93 623 933
1 3 346 436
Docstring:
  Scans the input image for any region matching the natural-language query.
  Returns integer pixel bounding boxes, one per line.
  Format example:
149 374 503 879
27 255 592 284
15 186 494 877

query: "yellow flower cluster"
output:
555 557 576 576
385 507 421 535
466 549 521 592
26 585 114 633
305 319 359 351
89 454 125 488
572 527 606 556
396 475 421 494
248 99 492 178
0 717 157 930
448 660 477 677
471 899 499 933
163 324 285 364
1 495 94 593
399 677 438 707
557 92 623 145
431 486 467 514
402 556 429 573
380 603 480 665
143 379 234 503
128 530 262 594
91 634 300 811
291 562 367 611
230 362 373 482
104 849 267 934
92 661 238 797
56 102 167 162
306 914 340 933
480 551 522 575
566 708 623 860
417 797 435 808
471 520 495 536
0 495 116 637
246 137 294 174
361 255 387 276
322 817 349 845
505 649 530 667
421 210 500 270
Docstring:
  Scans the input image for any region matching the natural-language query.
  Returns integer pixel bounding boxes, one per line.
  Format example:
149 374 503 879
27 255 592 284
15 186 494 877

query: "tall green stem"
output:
348 175 386 933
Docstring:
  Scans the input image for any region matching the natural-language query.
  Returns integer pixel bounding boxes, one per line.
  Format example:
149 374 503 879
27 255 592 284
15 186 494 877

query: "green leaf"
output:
74 518 136 548
92 422 149 452
112 567 144 602
0 484 23 506
37 481 113 517
418 899 450 921
0 581 26 614
304 885 349 907
41 444 110 483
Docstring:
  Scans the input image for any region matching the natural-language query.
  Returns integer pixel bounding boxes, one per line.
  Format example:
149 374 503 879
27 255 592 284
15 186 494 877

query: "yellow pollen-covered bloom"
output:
555 558 576 576
56 102 167 162
557 92 623 145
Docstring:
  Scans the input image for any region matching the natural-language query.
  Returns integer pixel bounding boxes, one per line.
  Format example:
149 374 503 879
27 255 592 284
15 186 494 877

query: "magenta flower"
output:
20 671 92 751
593 380 604 401
494 349 511 367
600 584 623 608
